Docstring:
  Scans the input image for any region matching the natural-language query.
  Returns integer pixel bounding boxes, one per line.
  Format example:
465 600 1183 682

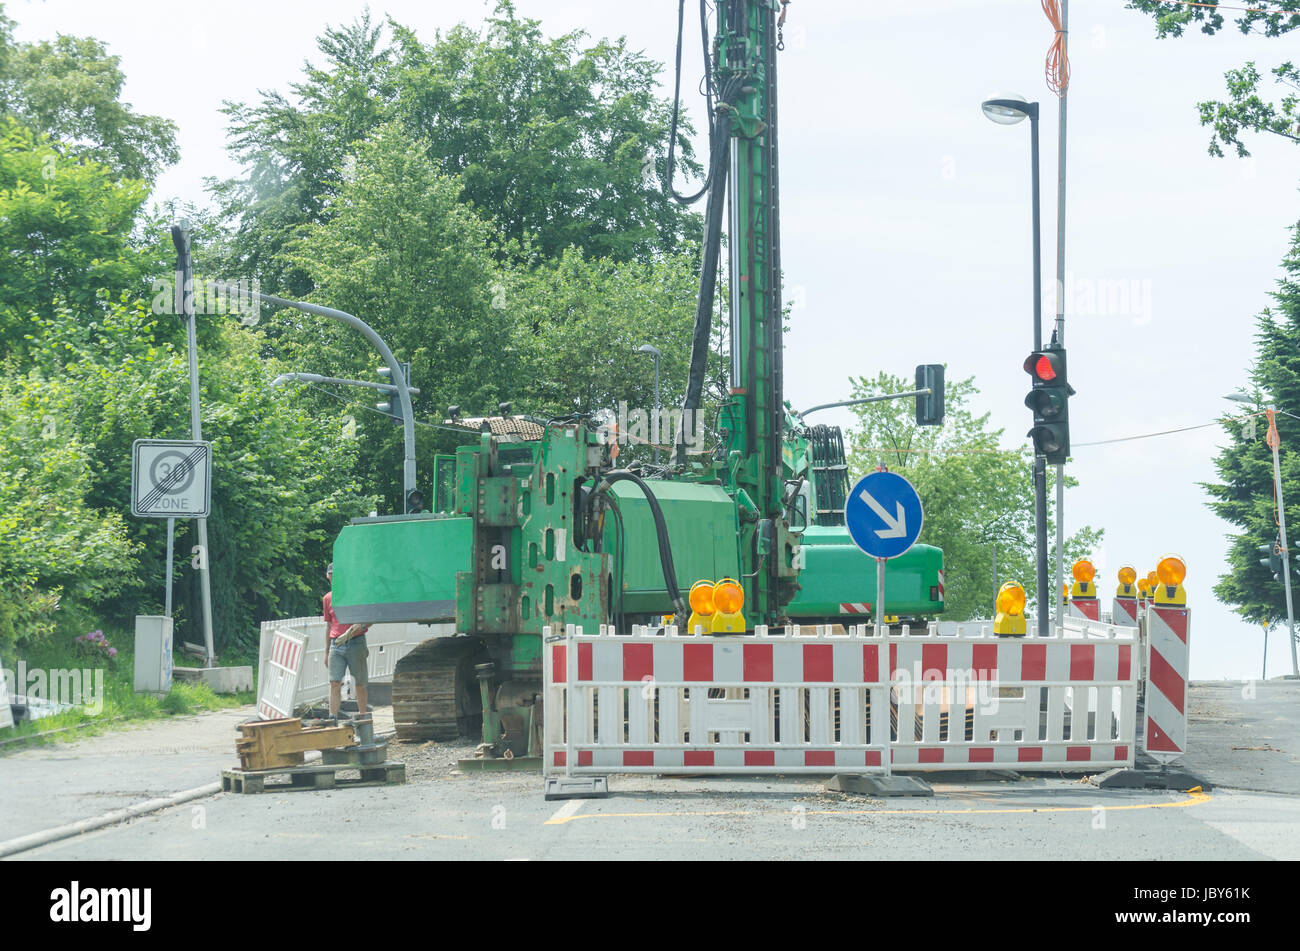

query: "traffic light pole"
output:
213 283 418 513
1267 408 1299 676
1028 106 1050 636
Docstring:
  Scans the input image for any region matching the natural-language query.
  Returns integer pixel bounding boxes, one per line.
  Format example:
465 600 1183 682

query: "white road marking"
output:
547 799 583 824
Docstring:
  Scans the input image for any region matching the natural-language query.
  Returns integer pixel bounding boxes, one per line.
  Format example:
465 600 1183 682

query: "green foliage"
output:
1205 223 1300 624
211 2 701 295
1127 0 1300 38
1127 1 1300 157
0 119 155 354
845 372 1102 620
0 11 178 181
1198 61 1300 158
0 371 138 648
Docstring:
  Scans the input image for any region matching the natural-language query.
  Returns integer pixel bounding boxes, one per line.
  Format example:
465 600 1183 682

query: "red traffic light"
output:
1024 352 1058 382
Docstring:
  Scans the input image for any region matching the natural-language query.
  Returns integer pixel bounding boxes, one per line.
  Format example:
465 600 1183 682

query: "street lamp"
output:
983 94 1049 636
637 344 662 465
1228 388 1298 676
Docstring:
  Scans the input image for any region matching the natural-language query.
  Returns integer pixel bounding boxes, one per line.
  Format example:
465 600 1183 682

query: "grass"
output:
0 627 257 752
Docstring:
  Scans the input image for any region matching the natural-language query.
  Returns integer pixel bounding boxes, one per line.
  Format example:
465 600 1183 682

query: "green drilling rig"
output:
329 0 945 757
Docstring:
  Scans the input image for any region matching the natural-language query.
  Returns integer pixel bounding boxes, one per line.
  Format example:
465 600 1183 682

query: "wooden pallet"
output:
221 761 406 794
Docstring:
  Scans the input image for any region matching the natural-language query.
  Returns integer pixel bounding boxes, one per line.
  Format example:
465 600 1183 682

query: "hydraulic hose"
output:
587 470 687 617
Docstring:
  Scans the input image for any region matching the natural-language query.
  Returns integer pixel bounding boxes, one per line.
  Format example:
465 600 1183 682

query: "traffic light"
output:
1260 539 1284 581
915 364 945 426
376 362 412 425
1023 346 1074 465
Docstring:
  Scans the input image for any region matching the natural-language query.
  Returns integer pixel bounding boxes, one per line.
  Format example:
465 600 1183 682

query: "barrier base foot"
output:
827 774 933 798
544 776 611 801
1092 766 1208 791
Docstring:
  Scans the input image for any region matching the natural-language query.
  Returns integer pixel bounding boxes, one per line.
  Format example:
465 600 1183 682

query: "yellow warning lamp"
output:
710 577 747 634
1137 577 1152 601
1070 559 1097 599
993 582 1027 636
686 581 715 635
1116 565 1138 598
1154 554 1187 606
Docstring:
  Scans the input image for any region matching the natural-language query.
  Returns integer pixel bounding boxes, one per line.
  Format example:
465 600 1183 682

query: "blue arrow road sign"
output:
844 471 923 560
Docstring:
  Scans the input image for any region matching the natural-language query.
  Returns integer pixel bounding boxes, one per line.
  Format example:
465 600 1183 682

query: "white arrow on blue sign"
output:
844 471 924 560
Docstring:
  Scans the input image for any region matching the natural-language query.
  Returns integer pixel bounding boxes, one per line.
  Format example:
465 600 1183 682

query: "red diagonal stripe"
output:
1149 647 1185 714
1146 717 1180 752
1156 607 1188 644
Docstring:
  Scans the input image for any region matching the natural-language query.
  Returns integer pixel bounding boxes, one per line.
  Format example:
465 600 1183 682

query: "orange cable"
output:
1042 0 1070 97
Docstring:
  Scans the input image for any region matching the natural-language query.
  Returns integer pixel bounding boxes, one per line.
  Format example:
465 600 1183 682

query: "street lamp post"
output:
983 95 1050 636
1229 389 1299 677
637 344 662 465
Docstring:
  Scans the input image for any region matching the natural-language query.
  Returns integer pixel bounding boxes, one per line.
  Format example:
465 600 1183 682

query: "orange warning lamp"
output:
1117 565 1138 597
1156 555 1186 587
993 582 1027 636
1071 559 1097 599
713 579 744 615
711 578 746 634
686 581 715 635
1154 554 1187 606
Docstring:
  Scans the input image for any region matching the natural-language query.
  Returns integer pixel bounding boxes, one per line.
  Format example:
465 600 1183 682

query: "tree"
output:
1205 224 1300 625
283 123 704 511
210 3 703 296
1128 0 1300 157
845 372 1102 620
0 7 178 180
0 119 156 355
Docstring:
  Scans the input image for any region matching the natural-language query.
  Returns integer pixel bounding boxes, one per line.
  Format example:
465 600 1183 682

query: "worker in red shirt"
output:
323 562 370 718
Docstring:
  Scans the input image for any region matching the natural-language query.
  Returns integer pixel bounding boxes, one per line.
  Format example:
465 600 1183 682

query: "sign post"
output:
844 471 924 634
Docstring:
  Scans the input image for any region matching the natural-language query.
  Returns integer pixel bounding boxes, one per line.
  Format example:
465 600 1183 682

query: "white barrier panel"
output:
257 628 305 720
545 624 892 775
887 629 1137 770
544 621 1139 776
0 648 13 730
1143 604 1189 763
257 617 454 712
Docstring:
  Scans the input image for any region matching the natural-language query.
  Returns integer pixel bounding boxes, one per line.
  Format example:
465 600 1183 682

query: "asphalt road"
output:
2 682 1296 860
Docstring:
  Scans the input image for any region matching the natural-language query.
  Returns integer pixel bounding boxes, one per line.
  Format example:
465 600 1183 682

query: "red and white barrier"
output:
1067 599 1100 621
544 622 1139 777
1143 604 1189 763
1112 597 1140 628
256 628 305 720
545 624 891 773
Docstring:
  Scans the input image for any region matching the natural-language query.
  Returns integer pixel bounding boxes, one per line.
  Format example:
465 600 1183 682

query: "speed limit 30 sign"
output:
132 439 212 518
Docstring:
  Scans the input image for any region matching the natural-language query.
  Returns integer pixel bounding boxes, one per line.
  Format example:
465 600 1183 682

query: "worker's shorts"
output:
328 635 369 686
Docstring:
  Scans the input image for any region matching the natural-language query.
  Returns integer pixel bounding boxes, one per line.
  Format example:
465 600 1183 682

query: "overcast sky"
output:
13 0 1300 678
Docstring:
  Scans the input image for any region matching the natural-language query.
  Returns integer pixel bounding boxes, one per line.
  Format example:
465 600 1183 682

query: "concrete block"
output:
543 776 610 800
174 666 254 694
827 774 934 797
1092 766 1209 791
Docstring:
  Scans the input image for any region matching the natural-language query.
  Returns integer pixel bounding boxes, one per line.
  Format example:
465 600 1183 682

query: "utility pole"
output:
1053 0 1069 635
1266 408 1299 676
172 225 216 667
